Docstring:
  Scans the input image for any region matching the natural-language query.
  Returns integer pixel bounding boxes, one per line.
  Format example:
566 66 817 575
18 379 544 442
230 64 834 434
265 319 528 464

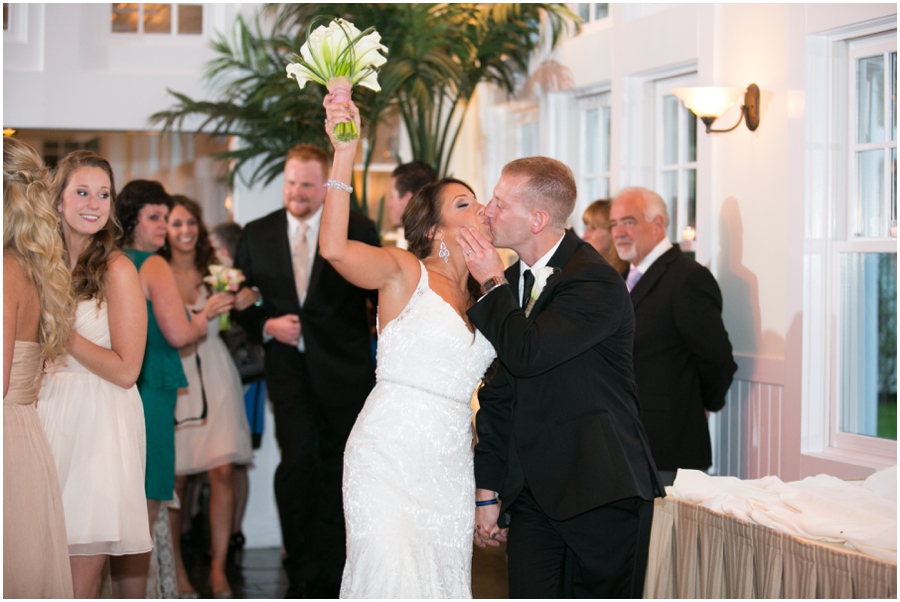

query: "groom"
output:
458 157 664 598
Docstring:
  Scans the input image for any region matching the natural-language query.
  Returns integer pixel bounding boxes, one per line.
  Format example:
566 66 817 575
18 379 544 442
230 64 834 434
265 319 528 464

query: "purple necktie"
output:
626 268 642 292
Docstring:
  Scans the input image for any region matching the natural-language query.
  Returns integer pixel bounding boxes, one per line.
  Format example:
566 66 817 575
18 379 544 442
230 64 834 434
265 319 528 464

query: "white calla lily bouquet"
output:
286 17 388 142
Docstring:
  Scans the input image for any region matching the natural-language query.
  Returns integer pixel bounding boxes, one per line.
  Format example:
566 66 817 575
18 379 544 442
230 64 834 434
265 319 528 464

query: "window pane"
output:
840 252 897 440
584 178 599 202
594 3 609 20
892 147 897 223
892 52 897 142
855 149 885 237
601 107 611 172
111 3 139 33
662 170 678 240
857 54 885 144
687 110 697 163
143 3 171 34
662 95 679 165
687 168 696 229
584 108 599 172
178 4 202 35
519 122 538 157
598 177 609 199
576 3 590 22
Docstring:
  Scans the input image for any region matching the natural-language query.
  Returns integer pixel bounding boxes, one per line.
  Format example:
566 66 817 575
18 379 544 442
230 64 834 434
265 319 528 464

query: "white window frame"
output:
3 2 28 43
511 104 540 159
803 19 897 467
655 74 699 246
110 3 204 36
575 90 612 224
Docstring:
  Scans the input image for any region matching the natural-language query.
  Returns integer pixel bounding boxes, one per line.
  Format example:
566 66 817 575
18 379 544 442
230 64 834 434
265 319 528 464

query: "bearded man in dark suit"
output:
233 143 378 598
610 186 737 487
458 157 664 598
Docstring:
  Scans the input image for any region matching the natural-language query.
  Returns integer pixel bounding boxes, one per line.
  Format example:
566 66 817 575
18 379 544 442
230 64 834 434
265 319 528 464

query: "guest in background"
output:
383 161 437 249
37 151 152 598
161 196 254 597
210 221 243 267
3 137 75 598
610 187 737 487
210 220 256 558
233 143 379 598
116 180 212 591
582 199 628 274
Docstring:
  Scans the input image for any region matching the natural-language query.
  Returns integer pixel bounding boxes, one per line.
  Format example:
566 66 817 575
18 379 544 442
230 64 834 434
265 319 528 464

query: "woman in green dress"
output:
115 180 233 593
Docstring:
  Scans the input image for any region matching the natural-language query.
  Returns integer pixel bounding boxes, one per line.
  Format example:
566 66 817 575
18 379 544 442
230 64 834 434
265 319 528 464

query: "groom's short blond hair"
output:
502 156 576 228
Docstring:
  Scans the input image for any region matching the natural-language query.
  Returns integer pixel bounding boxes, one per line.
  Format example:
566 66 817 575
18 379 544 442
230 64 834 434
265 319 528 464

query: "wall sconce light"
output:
672 84 760 133
3 128 16 137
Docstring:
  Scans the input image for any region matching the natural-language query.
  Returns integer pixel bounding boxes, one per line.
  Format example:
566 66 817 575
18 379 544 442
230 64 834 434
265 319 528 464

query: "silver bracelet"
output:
325 179 353 194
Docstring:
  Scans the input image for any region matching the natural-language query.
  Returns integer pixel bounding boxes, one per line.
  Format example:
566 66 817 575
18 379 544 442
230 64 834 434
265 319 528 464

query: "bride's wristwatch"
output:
481 276 509 296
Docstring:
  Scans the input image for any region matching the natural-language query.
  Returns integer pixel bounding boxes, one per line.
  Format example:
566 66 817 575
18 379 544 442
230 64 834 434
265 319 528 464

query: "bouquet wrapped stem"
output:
286 17 387 142
327 77 358 142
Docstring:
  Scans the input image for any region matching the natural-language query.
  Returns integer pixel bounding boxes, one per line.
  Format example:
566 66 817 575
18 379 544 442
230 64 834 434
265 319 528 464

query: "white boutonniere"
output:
524 266 561 317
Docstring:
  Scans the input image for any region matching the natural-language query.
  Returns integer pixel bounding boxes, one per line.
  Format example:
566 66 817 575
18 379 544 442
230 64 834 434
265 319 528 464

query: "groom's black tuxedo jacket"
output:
469 230 663 523
233 208 378 407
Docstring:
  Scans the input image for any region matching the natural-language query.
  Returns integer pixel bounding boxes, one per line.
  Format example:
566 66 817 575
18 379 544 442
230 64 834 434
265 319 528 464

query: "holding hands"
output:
473 490 508 548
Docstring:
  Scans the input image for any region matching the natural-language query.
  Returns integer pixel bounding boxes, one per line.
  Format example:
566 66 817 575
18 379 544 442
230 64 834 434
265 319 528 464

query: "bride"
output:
320 96 496 598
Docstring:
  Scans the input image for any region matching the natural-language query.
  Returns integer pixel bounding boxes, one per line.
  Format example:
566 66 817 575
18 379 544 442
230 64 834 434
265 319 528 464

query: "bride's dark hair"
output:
403 177 482 300
402 177 475 260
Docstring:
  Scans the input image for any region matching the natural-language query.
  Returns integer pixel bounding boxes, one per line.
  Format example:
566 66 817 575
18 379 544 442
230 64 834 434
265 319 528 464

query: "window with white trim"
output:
655 75 698 245
804 23 896 465
574 3 609 23
839 34 896 442
577 92 611 205
111 3 203 35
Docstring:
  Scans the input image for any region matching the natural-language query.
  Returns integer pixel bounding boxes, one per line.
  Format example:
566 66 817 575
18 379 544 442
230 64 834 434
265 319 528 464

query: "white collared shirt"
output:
632 237 673 278
518 233 565 304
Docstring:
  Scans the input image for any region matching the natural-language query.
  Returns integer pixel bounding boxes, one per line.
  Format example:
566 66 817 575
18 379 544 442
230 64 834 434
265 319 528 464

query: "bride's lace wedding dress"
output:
340 262 496 598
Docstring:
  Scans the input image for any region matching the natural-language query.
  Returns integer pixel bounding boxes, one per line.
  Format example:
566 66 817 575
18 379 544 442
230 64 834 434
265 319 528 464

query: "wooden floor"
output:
182 528 509 598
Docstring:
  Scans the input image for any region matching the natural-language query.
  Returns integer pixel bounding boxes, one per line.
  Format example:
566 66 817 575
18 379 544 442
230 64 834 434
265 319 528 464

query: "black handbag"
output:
220 323 266 384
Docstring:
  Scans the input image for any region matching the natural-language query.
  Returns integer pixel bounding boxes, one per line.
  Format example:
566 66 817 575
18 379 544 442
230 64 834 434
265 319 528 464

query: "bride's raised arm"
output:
319 94 414 293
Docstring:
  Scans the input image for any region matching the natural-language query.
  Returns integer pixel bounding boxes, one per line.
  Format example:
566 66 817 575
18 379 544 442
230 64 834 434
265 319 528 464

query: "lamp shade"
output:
672 87 744 119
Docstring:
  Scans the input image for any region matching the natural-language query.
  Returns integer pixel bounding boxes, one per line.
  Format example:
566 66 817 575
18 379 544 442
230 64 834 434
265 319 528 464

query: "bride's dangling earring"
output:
438 237 450 263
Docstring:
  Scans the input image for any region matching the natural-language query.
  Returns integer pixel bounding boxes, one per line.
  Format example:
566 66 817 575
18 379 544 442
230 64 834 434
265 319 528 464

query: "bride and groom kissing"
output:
320 96 664 599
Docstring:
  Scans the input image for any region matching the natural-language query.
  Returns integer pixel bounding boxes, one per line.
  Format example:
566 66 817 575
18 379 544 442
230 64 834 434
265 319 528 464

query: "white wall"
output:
3 3 245 131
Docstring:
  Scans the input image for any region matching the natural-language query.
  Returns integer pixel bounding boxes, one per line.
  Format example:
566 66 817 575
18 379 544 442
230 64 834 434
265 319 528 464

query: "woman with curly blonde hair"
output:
3 137 75 598
37 150 153 598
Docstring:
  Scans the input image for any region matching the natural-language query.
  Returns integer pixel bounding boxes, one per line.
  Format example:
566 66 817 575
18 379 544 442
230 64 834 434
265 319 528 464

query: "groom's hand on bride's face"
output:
457 228 504 284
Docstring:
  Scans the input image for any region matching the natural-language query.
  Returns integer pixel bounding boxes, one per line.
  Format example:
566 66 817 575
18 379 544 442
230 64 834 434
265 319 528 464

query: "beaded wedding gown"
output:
340 262 496 599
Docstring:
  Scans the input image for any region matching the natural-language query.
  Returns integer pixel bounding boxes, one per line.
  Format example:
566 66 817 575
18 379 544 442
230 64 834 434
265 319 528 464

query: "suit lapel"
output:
527 230 579 318
307 242 324 301
275 210 302 306
629 245 680 308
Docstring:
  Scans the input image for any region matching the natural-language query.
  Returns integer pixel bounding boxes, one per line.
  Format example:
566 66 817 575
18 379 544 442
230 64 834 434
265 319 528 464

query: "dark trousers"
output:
506 485 654 599
270 354 361 597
